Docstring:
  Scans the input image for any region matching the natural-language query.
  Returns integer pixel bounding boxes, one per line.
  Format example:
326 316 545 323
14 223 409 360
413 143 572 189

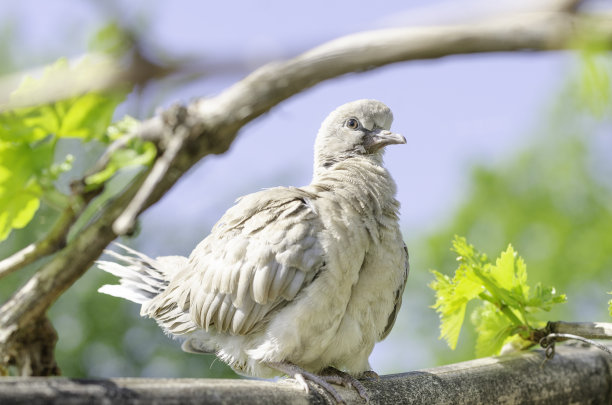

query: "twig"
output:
0 205 78 280
555 0 586 12
540 333 612 360
546 321 612 340
87 134 139 177
90 115 166 177
112 108 191 235
537 321 612 362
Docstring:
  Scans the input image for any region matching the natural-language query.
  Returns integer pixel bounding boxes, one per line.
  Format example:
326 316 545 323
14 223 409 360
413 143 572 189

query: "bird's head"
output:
313 99 405 174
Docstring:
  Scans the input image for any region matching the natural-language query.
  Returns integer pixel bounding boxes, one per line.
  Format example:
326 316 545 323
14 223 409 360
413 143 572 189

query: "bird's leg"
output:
321 366 370 402
266 361 347 404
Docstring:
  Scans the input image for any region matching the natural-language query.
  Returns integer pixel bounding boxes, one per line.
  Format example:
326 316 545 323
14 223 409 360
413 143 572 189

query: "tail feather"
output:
98 284 152 304
97 243 184 305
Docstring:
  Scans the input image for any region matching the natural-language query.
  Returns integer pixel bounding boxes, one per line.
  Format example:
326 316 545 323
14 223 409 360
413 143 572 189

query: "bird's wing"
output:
146 187 325 336
380 243 409 340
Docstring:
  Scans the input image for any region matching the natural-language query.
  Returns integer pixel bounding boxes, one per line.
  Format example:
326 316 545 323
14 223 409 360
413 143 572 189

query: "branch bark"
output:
1 6 612 375
547 321 612 339
0 344 610 404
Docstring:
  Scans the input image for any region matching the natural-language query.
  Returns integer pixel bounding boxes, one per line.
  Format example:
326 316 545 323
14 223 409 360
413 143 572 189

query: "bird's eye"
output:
345 118 360 130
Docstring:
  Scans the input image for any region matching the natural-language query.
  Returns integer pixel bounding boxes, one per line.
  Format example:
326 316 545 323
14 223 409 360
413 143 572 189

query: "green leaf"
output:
2 57 127 141
85 141 155 187
0 140 54 240
88 22 132 56
608 289 612 317
0 104 59 143
471 302 515 357
57 92 125 140
492 245 528 298
526 284 567 312
84 116 155 188
0 57 129 239
490 246 516 289
106 115 140 141
452 235 488 266
430 236 567 354
430 267 482 350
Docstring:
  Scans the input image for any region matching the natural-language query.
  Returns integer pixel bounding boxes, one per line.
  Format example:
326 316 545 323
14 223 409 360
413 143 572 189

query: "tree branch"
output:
190 11 612 131
0 344 610 404
0 170 148 345
0 200 81 280
110 10 612 235
112 107 191 235
546 321 612 339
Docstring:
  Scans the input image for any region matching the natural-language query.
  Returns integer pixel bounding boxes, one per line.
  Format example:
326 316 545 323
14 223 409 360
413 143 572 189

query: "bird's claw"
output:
294 373 310 393
361 370 380 380
267 361 371 404
322 366 370 402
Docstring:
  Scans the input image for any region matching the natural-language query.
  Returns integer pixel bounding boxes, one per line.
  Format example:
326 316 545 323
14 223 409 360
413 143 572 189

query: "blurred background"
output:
0 0 611 379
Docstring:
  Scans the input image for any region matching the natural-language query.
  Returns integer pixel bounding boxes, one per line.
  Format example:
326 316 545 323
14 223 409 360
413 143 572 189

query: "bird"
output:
98 99 409 403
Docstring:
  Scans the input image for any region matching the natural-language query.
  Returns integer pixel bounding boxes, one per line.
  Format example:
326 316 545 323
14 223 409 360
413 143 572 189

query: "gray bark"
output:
0 344 610 404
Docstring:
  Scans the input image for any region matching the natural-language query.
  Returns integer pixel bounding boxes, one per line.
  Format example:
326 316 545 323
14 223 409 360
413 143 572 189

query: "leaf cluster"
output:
0 58 154 241
430 236 566 357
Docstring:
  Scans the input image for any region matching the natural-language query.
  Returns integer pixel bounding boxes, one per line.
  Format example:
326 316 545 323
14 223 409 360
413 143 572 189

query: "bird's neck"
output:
310 155 399 216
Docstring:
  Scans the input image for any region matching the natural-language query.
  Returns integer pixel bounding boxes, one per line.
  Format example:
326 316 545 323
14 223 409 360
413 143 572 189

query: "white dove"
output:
98 99 409 403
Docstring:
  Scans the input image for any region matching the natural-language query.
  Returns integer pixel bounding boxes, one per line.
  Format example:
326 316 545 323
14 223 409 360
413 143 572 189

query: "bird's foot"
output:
267 362 369 404
360 370 380 380
321 366 370 402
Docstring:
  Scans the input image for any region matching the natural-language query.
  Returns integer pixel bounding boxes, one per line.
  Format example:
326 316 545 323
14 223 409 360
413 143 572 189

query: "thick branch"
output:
191 12 612 132
0 345 610 404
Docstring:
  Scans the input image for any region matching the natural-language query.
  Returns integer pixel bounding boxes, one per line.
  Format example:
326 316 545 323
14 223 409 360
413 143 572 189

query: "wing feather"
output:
146 187 325 336
252 264 276 304
268 265 288 300
285 270 307 300
204 293 222 329
380 243 409 340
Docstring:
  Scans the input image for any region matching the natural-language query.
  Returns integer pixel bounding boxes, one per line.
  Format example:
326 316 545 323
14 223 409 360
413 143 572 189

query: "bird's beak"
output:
365 129 407 151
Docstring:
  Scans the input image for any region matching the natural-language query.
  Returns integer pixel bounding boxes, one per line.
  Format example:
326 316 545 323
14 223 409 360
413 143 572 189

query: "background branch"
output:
191 11 612 145
0 47 176 112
